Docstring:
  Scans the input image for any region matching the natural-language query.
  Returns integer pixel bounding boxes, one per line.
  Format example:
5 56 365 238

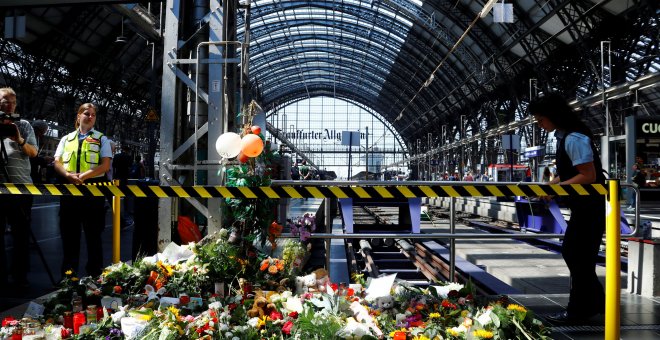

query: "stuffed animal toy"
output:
376 295 394 310
144 284 166 302
247 294 276 318
376 295 395 316
295 272 317 294
313 268 330 292
276 278 290 293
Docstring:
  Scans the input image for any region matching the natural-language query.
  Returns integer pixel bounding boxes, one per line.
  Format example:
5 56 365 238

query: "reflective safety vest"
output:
61 130 104 174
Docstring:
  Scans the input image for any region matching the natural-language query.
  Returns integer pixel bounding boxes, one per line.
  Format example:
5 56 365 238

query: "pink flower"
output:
270 310 283 320
282 320 294 335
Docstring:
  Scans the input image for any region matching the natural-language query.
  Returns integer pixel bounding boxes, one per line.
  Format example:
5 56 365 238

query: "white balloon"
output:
215 132 242 158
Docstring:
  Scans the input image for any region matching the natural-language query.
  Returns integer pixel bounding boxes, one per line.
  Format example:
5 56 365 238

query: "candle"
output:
96 306 104 322
63 311 73 330
73 312 86 334
86 305 97 324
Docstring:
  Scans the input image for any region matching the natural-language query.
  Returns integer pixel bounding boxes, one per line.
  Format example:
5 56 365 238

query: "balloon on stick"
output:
241 134 264 157
215 132 242 158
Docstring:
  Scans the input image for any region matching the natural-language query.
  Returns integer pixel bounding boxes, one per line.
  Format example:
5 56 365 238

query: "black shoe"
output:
545 310 599 325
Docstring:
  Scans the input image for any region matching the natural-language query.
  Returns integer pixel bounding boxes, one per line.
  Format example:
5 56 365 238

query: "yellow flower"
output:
507 304 527 313
446 328 460 337
412 335 430 340
256 316 266 329
460 310 469 318
428 312 441 319
167 306 180 318
473 329 494 339
65 270 73 276
71 277 79 282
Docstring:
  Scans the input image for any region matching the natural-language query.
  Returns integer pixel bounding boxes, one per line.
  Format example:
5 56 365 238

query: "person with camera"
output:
0 87 38 292
54 103 112 278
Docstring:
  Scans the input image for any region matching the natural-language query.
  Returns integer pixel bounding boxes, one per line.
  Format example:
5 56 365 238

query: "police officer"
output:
0 87 37 291
54 103 112 277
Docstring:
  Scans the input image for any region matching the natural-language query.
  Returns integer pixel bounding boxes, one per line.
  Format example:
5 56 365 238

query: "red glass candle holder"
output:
73 312 86 334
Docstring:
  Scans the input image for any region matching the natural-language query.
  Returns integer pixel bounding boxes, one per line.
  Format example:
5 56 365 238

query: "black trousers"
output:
0 195 33 284
563 196 606 316
59 195 106 277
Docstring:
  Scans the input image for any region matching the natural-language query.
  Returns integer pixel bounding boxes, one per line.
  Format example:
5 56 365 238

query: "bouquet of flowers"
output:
288 213 316 243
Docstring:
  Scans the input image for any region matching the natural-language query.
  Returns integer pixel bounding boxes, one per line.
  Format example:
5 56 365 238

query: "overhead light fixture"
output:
633 90 641 107
480 0 498 18
115 17 127 44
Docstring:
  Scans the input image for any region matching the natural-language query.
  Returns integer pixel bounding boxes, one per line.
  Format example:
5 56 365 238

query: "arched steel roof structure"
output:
234 0 660 152
0 0 658 151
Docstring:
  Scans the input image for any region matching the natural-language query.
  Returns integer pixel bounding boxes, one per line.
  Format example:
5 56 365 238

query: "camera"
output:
0 111 19 138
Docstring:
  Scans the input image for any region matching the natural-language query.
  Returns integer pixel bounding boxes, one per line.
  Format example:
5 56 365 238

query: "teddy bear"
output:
247 294 276 318
376 295 395 316
295 272 317 295
313 268 330 292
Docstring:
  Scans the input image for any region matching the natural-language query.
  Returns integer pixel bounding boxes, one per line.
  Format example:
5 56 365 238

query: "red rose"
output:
228 303 237 311
447 290 459 298
2 316 16 327
270 310 283 320
113 285 122 294
346 288 355 297
61 327 72 338
330 283 339 292
282 320 294 335
288 311 299 319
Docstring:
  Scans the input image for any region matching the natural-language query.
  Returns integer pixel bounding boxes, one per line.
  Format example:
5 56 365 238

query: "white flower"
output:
476 309 493 326
208 301 222 310
431 283 464 298
246 317 260 328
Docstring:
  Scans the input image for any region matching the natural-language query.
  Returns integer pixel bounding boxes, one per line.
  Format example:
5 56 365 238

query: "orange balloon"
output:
241 134 264 157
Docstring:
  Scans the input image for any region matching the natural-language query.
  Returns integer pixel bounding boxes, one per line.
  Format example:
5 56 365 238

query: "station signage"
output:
284 129 367 142
636 117 660 138
524 145 545 158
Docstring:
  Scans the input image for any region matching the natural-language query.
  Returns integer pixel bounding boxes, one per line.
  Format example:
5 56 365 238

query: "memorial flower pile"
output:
1 235 551 340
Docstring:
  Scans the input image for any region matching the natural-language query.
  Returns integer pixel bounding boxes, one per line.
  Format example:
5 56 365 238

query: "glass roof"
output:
236 0 658 148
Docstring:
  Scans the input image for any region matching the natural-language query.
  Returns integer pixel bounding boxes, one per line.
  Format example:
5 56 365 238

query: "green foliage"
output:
293 307 343 339
194 235 243 283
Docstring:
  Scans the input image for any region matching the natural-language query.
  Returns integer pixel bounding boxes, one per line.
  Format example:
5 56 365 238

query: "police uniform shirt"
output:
54 128 113 175
1 119 37 183
554 130 594 167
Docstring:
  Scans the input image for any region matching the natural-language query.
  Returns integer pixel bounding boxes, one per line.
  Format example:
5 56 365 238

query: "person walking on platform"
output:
529 93 606 324
0 87 38 292
54 103 113 278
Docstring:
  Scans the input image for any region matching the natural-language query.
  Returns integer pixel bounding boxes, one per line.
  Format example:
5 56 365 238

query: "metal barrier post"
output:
605 179 620 340
325 198 332 273
112 180 121 263
449 197 456 282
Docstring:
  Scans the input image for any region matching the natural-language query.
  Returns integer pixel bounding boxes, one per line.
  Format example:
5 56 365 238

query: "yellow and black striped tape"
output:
0 183 608 198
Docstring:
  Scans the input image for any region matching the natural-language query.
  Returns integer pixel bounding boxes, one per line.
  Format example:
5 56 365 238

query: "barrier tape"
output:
0 183 608 198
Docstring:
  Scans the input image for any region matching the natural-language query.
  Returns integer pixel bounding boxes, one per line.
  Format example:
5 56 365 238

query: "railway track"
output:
343 203 631 295
346 205 519 295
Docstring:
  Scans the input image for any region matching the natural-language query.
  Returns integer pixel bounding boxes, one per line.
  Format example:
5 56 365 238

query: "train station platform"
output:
420 204 660 339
